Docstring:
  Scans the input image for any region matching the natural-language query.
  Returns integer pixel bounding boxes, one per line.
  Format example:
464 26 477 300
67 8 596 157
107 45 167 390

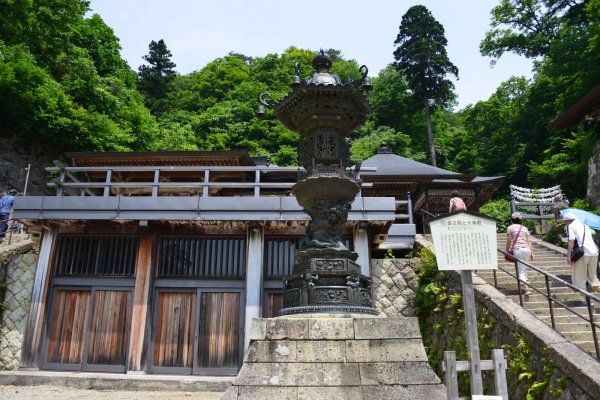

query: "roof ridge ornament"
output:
378 141 393 154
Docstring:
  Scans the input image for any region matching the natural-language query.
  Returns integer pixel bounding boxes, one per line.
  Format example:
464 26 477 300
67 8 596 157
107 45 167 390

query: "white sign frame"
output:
429 212 498 271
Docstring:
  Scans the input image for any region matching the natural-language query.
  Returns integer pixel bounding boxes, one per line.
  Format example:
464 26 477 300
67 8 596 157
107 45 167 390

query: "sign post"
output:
428 211 508 400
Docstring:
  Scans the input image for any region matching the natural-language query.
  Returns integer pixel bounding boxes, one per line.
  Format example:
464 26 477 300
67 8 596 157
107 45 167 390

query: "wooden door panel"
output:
47 289 91 364
87 290 132 365
198 292 240 369
265 292 284 318
153 291 196 368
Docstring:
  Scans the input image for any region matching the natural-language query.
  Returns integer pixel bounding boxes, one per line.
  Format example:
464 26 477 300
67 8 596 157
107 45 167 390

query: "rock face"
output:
221 317 447 400
588 141 600 208
0 137 59 196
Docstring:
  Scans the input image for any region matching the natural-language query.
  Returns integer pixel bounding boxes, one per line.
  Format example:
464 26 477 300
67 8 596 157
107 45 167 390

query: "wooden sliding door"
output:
43 234 138 372
87 290 132 366
44 287 133 372
151 288 243 375
153 291 196 369
46 289 91 365
197 292 241 370
151 235 246 376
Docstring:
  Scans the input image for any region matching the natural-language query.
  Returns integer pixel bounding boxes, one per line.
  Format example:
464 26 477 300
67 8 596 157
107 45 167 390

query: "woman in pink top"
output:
506 212 535 294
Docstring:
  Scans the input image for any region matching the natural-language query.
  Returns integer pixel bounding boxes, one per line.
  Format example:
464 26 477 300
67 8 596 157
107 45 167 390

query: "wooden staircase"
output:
473 234 600 357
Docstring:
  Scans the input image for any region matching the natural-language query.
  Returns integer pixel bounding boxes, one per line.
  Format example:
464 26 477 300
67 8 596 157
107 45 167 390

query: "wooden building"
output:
13 147 501 376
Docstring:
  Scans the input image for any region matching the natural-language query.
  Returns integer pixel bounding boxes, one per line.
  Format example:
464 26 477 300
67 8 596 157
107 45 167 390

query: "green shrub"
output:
480 198 511 232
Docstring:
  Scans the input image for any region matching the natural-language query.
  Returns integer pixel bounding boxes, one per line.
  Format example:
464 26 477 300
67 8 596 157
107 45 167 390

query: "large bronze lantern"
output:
258 50 376 316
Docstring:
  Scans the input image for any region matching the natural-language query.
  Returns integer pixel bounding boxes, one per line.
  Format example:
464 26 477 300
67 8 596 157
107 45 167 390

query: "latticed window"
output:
157 236 246 278
54 235 138 277
264 237 301 278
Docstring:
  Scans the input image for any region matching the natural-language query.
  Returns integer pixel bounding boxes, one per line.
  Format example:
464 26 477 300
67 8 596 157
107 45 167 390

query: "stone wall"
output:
371 258 419 318
0 241 37 370
421 270 600 399
407 235 600 399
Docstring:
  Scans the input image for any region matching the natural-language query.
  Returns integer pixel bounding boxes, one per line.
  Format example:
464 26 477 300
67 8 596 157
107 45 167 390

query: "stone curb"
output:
0 371 233 392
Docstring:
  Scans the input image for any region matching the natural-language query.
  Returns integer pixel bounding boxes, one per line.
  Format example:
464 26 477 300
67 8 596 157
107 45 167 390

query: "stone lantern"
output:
258 50 376 316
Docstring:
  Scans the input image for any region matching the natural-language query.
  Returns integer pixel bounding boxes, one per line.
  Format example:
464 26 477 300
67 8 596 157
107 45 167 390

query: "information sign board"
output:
429 212 498 271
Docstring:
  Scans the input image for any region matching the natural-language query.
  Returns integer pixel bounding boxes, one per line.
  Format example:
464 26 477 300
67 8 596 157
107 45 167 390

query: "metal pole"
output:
407 192 414 224
545 275 556 329
461 270 483 395
23 164 31 196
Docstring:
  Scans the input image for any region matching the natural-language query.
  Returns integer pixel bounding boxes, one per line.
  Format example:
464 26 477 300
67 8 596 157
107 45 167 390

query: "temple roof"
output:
65 150 255 167
359 143 461 178
551 83 600 128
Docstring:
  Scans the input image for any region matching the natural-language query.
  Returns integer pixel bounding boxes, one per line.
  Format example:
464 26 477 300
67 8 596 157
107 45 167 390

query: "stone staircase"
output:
474 234 600 357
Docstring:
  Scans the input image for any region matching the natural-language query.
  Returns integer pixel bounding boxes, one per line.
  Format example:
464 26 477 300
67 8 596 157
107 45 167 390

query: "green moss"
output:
412 247 569 398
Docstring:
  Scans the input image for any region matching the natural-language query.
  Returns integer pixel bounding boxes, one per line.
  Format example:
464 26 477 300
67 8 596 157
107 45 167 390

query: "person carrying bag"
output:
506 212 534 295
563 212 600 293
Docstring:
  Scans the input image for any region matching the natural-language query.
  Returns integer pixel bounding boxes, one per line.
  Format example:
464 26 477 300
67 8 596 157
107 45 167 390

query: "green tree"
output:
137 39 177 113
0 0 90 66
393 5 459 167
350 123 426 163
72 14 128 76
478 0 600 200
458 76 530 179
480 0 588 60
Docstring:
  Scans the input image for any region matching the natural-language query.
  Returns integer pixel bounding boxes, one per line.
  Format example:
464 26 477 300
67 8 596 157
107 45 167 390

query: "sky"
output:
87 0 534 110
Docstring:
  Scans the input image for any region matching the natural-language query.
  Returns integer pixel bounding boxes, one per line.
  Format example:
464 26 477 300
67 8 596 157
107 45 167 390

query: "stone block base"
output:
221 317 446 399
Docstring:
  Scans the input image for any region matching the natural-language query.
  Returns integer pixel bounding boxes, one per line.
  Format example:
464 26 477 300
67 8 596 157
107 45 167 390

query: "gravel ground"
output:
0 385 223 400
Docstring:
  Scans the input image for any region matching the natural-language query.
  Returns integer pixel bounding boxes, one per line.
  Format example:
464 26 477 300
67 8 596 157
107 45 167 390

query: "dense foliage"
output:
393 5 459 167
0 0 598 203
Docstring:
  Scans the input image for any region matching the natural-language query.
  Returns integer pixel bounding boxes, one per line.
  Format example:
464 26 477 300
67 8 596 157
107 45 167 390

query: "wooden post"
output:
491 349 508 400
20 227 57 368
127 231 154 372
254 170 260 197
444 351 459 400
103 169 112 197
152 169 160 197
461 270 483 394
244 224 264 350
354 223 370 276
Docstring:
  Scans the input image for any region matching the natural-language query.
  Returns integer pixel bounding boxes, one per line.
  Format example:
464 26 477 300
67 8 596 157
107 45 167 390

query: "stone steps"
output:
480 234 600 358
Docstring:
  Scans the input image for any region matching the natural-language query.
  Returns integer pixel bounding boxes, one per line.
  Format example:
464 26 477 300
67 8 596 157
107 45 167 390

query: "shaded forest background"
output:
0 0 599 202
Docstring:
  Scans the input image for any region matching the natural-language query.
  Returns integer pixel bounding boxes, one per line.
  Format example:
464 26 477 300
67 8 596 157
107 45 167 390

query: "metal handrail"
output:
495 248 600 360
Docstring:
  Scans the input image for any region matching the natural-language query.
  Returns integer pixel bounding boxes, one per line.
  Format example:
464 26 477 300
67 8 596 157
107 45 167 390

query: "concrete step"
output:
571 341 600 355
0 370 234 392
525 304 600 318
553 321 600 332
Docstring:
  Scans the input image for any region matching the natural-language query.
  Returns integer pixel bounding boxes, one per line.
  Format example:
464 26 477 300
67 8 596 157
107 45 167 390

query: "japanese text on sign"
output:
429 214 498 271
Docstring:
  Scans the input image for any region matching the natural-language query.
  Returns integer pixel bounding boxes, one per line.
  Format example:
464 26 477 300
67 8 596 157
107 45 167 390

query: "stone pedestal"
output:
221 317 446 399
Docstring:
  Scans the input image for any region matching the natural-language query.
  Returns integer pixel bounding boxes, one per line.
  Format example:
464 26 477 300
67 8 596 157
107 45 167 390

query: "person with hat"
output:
506 212 534 295
563 212 600 293
0 189 17 244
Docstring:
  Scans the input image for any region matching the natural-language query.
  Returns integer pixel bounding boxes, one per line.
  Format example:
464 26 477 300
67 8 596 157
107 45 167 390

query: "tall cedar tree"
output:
137 39 176 113
393 5 458 167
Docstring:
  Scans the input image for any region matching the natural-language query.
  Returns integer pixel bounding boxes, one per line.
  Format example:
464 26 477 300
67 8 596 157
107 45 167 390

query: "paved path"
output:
0 385 223 399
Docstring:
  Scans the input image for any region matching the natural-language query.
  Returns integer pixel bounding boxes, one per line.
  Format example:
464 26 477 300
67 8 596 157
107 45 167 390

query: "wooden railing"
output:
46 163 378 198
